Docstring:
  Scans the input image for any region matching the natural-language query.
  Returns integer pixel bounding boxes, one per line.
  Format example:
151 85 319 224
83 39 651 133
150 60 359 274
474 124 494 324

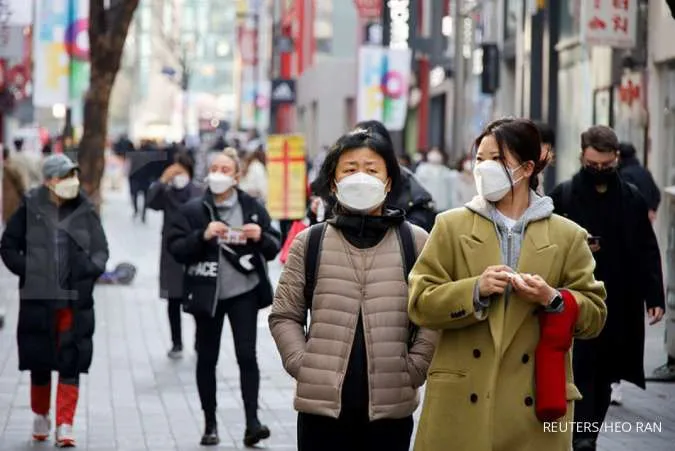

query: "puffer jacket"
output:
269 219 438 421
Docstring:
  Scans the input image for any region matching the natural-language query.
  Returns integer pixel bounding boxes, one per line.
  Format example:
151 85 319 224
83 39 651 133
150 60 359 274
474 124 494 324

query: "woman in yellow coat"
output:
408 118 607 451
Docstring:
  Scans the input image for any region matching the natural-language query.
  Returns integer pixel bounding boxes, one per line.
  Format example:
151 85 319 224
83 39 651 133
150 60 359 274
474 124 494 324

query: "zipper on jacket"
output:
507 230 513 267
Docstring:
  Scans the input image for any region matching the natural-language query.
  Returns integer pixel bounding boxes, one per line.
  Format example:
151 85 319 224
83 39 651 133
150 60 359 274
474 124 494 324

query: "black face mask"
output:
581 165 618 186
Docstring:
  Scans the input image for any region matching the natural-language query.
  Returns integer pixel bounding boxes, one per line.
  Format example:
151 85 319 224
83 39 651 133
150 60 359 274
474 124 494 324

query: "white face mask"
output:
172 174 190 190
335 172 388 214
473 160 523 202
208 172 236 194
52 177 80 200
427 152 443 165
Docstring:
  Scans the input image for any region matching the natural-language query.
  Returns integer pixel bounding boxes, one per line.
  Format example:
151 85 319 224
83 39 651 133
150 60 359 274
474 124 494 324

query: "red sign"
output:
583 0 636 48
353 0 382 19
237 26 258 66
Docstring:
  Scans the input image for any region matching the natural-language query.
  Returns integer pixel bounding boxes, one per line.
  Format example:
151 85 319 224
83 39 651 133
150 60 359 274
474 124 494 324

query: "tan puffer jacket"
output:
269 223 438 421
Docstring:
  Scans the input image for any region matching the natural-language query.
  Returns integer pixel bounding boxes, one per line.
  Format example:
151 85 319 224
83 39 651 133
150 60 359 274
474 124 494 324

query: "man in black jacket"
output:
549 126 665 451
619 142 661 222
167 148 280 448
0 154 109 447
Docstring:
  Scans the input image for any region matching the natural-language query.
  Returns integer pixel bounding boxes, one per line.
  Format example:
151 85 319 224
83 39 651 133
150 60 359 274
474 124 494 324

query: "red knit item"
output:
31 384 51 415
56 383 79 426
535 290 579 422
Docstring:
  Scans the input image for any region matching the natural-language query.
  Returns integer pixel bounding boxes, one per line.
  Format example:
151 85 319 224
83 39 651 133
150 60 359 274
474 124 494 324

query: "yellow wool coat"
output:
408 207 607 451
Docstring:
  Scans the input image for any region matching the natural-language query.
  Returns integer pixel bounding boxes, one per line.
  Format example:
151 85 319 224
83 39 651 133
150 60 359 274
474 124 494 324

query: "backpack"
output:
302 221 419 347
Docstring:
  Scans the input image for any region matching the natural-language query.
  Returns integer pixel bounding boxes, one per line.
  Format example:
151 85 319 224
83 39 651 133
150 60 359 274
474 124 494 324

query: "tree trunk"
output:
77 0 139 209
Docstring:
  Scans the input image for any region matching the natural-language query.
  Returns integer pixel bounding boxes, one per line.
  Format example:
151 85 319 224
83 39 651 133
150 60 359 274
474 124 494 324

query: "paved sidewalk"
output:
0 186 673 450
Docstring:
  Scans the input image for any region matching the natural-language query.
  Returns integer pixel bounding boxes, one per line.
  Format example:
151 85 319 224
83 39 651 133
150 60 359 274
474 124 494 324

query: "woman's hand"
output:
160 163 183 184
478 265 513 297
510 273 557 306
242 223 262 242
203 221 228 241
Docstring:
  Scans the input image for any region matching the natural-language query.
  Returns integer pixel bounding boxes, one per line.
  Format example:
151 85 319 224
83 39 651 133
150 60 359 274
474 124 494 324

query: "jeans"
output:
194 290 260 428
167 297 183 348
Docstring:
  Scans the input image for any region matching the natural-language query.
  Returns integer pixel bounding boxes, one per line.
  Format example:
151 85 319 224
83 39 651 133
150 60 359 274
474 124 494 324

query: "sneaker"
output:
200 421 219 446
32 414 50 441
243 424 270 447
55 424 76 448
610 382 622 406
167 345 183 359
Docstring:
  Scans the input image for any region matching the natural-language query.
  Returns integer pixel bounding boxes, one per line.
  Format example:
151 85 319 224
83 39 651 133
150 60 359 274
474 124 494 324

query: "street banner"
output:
33 0 90 108
256 79 271 132
357 45 411 131
581 0 637 49
266 134 307 220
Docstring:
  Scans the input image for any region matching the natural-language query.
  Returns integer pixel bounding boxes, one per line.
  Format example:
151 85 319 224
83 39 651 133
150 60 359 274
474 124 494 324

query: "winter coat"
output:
619 156 661 211
0 187 109 374
387 166 437 232
407 200 607 451
166 189 281 315
415 163 459 212
146 180 203 299
269 215 438 421
550 172 665 388
2 161 25 223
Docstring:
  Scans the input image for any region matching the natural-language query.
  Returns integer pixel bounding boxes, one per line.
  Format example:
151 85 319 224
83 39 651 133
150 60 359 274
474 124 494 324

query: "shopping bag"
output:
280 220 308 264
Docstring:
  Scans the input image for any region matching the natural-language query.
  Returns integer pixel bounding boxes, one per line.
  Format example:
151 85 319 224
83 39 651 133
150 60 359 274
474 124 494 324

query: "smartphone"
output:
587 236 601 246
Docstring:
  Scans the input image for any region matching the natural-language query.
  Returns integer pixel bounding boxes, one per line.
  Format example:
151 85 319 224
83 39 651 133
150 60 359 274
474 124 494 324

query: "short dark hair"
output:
174 151 195 178
618 141 637 159
533 121 555 146
314 128 401 204
581 125 618 153
354 120 394 148
474 118 548 191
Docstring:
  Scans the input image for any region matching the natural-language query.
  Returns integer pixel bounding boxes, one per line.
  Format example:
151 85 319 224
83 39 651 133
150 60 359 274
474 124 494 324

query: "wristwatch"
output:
547 291 564 310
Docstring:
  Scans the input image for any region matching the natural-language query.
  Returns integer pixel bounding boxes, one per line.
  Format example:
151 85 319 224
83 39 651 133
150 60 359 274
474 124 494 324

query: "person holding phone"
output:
550 125 665 451
167 148 281 447
407 118 607 451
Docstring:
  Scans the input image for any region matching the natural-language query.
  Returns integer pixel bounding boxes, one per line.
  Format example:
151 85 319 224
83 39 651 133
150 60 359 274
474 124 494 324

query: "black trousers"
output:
573 355 613 448
194 291 260 427
297 412 413 451
167 298 183 348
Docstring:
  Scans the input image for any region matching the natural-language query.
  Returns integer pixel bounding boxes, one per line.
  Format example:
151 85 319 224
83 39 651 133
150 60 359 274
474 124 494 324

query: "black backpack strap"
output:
396 221 419 348
303 223 327 331
562 181 573 217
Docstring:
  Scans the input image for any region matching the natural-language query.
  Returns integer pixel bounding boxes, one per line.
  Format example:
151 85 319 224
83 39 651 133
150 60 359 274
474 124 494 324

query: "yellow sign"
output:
267 134 307 220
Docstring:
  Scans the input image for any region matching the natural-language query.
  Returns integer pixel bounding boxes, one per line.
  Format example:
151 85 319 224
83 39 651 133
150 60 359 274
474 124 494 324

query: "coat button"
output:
524 396 534 407
470 393 478 403
522 354 530 364
473 349 481 358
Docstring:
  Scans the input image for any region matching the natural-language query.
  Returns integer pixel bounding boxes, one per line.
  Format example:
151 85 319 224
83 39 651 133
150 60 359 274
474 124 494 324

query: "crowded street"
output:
0 186 672 450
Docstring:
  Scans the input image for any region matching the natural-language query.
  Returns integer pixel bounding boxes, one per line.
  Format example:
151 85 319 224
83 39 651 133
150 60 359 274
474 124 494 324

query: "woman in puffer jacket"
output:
269 128 438 451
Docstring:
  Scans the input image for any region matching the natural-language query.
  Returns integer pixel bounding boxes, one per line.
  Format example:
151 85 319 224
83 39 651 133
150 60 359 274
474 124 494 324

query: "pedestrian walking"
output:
415 146 458 212
167 148 280 447
0 154 109 448
269 128 438 451
239 148 268 201
452 153 478 206
408 118 607 451
618 141 661 222
146 151 203 358
549 125 665 451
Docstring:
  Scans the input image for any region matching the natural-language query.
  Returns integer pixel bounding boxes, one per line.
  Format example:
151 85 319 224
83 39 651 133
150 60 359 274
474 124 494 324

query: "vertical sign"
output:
68 0 90 103
582 0 637 49
33 0 69 107
356 45 411 131
266 134 307 220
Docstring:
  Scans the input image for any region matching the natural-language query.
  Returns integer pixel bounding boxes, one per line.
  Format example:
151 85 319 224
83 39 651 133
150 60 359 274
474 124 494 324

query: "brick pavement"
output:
0 186 673 450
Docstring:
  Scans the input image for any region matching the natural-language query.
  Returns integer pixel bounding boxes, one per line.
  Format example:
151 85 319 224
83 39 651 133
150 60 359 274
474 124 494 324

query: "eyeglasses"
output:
583 158 617 171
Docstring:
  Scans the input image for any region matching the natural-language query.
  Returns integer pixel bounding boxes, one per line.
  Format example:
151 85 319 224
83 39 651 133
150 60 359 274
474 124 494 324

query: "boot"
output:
200 411 219 446
243 421 270 448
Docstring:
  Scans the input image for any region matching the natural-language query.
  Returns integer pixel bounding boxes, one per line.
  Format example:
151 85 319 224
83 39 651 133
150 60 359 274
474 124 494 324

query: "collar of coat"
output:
202 188 261 223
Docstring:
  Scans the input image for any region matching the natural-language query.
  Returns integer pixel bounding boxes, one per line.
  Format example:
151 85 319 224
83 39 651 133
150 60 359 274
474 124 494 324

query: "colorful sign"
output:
582 0 637 49
353 0 382 19
356 45 411 131
33 0 89 108
267 134 307 220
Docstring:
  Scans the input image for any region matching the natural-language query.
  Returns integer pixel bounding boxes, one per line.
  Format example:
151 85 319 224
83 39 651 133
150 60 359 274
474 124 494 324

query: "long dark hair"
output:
314 128 401 205
474 118 548 191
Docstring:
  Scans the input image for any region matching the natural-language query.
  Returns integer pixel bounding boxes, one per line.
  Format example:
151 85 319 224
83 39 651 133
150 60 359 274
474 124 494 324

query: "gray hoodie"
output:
464 191 561 314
